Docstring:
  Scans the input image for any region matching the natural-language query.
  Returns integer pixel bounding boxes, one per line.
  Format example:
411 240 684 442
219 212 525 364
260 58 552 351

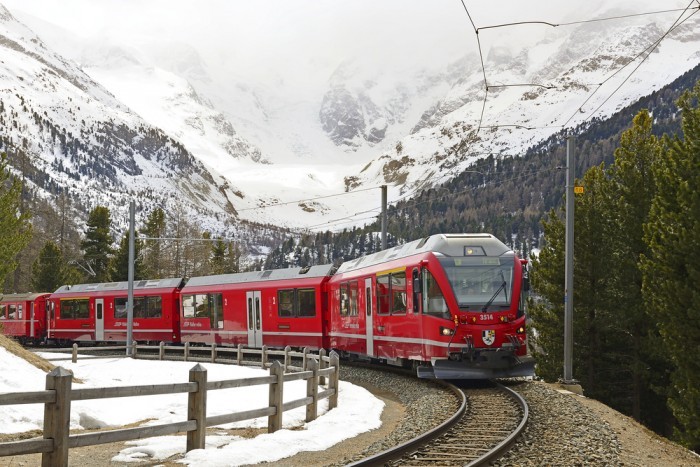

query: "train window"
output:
298 289 316 317
116 296 165 319
18 305 22 320
59 299 89 319
339 285 349 316
422 269 449 317
338 282 358 317
114 299 127 318
278 288 316 318
181 293 222 329
439 256 514 310
377 272 406 315
183 295 196 318
7 304 16 319
278 289 295 317
377 275 390 315
114 296 163 319
391 272 407 314
150 297 162 318
0 305 5 319
349 282 358 316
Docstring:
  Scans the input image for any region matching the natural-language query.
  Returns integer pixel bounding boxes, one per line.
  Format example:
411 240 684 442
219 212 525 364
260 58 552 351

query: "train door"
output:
246 291 263 347
95 298 105 341
365 278 374 357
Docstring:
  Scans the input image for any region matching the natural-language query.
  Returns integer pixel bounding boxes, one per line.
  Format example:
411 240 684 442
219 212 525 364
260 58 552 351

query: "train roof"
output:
184 264 336 288
336 233 512 274
52 278 185 294
0 292 51 302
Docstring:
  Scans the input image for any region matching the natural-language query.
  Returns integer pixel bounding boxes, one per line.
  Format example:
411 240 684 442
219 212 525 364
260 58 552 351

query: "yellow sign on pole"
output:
574 186 584 194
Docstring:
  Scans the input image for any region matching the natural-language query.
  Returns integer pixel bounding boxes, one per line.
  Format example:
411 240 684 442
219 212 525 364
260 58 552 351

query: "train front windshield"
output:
438 255 514 311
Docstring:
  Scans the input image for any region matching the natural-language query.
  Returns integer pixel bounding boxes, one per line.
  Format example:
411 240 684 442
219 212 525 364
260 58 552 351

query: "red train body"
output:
0 293 50 345
47 278 183 344
328 233 534 378
179 265 333 350
1 234 534 379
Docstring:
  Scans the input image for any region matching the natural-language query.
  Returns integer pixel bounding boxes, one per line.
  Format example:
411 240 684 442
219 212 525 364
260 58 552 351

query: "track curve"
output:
351 381 528 466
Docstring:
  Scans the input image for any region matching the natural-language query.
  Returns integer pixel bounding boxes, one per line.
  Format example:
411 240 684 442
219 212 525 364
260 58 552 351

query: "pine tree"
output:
209 237 227 275
111 231 145 281
642 82 700 450
528 165 618 392
606 109 671 428
224 242 241 274
80 206 114 282
142 208 166 278
0 153 32 287
31 240 65 292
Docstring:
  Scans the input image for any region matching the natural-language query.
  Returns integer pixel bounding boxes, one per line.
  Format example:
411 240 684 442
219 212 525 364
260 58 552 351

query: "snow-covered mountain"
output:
0 4 242 236
1 0 699 236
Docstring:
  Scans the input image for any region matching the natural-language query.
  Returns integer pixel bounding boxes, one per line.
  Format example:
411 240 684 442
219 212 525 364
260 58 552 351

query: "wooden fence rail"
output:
0 347 340 467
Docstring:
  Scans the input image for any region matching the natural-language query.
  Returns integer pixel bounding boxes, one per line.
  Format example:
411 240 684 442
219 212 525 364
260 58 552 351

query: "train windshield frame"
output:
438 254 514 311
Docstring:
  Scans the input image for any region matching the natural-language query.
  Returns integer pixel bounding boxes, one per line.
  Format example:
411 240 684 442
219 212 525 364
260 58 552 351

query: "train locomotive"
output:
0 233 534 379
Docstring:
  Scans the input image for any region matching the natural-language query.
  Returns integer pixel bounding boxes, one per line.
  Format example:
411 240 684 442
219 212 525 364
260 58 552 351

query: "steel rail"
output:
351 380 528 466
347 381 467 467
466 382 529 467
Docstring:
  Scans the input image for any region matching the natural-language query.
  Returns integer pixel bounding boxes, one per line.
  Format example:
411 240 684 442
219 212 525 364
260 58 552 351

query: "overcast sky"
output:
2 1 617 71
3 0 690 88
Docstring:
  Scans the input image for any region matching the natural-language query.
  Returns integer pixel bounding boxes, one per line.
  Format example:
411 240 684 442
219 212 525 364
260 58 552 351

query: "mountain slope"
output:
0 5 241 236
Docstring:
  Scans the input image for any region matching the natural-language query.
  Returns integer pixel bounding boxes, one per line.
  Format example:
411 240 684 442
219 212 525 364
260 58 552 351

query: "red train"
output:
1 234 534 379
0 293 50 345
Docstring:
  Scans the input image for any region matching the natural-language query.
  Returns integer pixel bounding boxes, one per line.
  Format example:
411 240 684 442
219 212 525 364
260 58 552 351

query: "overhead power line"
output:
477 7 696 31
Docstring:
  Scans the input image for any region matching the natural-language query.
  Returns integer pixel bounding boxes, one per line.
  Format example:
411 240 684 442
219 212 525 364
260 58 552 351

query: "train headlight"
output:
440 326 455 336
500 316 509 323
517 326 525 334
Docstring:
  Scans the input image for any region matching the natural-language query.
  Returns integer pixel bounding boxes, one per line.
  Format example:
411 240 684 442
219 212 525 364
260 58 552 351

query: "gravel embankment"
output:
493 382 621 466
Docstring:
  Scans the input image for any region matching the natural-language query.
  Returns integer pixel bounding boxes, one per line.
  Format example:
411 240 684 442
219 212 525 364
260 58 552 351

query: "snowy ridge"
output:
0 4 241 236
1 1 699 234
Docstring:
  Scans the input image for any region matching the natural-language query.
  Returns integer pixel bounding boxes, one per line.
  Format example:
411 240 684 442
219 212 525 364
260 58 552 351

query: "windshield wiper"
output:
482 271 508 312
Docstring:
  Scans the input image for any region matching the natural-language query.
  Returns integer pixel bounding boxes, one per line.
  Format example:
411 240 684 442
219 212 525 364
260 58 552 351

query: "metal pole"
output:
126 201 135 356
381 185 387 250
563 136 575 382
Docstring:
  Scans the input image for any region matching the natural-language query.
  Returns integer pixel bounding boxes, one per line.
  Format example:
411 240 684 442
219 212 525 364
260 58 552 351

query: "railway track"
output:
352 381 528 466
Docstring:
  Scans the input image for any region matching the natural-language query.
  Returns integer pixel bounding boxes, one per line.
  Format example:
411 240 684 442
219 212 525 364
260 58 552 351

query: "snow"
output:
1 0 699 233
0 347 384 465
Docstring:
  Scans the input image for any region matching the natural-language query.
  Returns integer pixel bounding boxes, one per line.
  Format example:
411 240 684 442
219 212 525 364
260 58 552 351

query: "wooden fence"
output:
0 346 340 467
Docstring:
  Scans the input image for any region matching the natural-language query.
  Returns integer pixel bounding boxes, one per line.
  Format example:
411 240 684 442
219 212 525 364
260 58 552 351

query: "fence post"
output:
186 364 207 452
284 345 291 372
261 345 268 369
318 348 327 386
184 342 190 362
211 343 217 363
71 343 78 363
305 358 319 423
329 351 340 410
159 341 165 360
132 341 138 359
237 344 243 366
302 347 309 370
268 361 284 433
42 367 72 467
